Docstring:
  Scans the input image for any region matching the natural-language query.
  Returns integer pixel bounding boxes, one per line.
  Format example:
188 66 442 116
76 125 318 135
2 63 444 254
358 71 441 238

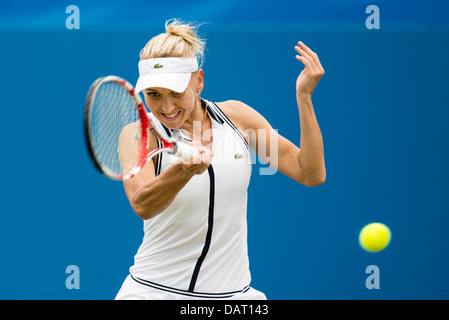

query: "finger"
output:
297 41 315 56
190 140 202 149
298 41 324 71
295 46 318 72
191 149 202 164
295 54 313 72
201 149 213 165
295 45 312 62
188 141 203 164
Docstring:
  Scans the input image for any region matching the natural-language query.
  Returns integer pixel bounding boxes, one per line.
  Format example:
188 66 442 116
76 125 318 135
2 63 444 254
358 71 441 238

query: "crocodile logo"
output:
154 64 163 69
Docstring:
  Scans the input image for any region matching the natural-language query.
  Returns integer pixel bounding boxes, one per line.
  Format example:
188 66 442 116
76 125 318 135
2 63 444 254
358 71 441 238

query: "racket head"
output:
84 76 150 180
84 75 199 181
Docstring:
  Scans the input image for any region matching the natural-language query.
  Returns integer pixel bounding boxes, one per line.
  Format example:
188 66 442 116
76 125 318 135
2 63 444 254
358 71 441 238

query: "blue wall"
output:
0 0 448 299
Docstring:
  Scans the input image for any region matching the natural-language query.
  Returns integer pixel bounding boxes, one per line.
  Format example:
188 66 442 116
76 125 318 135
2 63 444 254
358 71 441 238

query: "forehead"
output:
143 72 198 94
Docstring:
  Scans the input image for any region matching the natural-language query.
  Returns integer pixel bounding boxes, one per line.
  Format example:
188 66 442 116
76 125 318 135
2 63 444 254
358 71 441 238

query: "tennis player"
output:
115 19 325 300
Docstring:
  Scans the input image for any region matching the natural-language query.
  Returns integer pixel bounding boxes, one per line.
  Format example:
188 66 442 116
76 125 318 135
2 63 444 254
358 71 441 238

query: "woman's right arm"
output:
122 139 212 220
124 162 194 220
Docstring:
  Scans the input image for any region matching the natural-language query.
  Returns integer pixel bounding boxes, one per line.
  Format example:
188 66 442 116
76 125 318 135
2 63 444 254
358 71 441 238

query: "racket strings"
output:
91 82 142 177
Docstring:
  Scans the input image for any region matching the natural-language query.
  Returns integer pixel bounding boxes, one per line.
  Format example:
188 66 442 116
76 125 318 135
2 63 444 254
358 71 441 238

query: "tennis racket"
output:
84 75 199 180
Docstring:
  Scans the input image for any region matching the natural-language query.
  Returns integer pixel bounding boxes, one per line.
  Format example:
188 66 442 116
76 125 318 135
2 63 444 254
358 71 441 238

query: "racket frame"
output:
84 75 179 180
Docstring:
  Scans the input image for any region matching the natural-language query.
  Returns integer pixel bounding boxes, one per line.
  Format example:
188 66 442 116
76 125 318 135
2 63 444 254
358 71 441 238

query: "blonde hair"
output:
140 19 205 66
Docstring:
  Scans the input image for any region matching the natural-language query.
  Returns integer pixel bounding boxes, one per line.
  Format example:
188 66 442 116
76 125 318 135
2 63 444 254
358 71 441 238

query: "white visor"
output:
135 57 198 93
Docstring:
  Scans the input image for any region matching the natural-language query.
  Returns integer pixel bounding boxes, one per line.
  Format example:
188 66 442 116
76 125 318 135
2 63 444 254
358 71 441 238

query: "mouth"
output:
161 111 181 121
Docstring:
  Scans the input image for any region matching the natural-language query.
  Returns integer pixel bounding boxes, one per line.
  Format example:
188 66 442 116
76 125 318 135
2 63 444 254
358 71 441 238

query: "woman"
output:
115 19 325 300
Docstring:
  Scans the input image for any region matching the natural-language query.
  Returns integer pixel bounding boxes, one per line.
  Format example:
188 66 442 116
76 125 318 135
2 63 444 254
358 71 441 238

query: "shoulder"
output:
215 100 253 118
214 100 268 132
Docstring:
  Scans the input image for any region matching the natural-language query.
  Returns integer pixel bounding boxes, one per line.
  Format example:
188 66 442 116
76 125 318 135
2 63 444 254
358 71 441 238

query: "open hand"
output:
295 41 325 97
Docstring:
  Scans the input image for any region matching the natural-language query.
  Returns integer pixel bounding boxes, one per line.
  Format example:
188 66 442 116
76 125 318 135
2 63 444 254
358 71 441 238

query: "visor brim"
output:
135 72 192 93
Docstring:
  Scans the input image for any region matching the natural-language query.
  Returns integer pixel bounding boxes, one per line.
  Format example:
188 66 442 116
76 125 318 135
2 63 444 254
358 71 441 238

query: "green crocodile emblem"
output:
154 64 163 69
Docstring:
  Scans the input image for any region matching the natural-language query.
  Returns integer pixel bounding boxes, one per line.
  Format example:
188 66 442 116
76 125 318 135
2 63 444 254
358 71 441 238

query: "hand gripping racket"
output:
84 76 199 180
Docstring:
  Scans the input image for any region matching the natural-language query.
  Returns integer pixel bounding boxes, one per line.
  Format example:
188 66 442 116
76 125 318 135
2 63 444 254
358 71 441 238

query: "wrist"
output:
296 92 312 101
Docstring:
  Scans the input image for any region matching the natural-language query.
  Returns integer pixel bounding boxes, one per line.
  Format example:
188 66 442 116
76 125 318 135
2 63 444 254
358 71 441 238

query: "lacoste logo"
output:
234 153 244 159
154 64 163 69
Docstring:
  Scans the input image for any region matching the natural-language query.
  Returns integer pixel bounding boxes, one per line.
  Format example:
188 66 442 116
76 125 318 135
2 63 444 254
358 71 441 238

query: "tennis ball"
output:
359 223 391 252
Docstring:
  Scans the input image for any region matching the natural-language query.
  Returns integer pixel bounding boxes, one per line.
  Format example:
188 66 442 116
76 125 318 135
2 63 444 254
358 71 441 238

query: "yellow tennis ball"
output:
359 223 391 252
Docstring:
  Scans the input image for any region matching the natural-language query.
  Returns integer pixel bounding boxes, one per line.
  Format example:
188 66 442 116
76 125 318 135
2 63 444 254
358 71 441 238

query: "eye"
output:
145 91 159 98
171 91 184 97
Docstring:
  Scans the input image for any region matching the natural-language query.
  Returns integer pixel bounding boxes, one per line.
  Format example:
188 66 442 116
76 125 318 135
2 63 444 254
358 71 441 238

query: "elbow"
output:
304 178 325 187
303 170 326 187
130 189 160 220
131 202 160 221
132 204 149 220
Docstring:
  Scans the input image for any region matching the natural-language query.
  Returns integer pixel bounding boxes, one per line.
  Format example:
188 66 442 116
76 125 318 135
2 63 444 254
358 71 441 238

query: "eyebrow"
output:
145 88 182 94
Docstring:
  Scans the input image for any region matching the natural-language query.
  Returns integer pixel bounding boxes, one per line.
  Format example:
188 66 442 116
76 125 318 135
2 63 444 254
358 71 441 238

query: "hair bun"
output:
140 19 205 66
165 20 192 38
165 19 205 59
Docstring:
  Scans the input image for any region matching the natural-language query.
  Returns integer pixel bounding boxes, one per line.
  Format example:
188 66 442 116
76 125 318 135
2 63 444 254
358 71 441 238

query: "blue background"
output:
0 0 448 299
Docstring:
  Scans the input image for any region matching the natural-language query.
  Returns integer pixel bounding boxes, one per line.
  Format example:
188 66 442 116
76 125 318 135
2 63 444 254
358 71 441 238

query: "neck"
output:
181 98 210 142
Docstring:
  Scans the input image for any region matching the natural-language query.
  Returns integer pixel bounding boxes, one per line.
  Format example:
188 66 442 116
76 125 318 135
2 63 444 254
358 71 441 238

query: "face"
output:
143 69 204 130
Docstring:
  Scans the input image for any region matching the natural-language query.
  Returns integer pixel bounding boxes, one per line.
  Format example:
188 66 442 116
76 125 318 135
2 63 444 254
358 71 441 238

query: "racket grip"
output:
173 142 200 160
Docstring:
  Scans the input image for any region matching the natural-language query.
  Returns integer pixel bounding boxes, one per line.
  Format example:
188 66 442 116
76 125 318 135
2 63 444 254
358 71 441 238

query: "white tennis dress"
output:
115 99 266 300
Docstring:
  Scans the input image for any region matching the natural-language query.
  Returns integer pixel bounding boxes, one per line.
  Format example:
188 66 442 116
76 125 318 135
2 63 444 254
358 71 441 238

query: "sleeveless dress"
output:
116 99 266 299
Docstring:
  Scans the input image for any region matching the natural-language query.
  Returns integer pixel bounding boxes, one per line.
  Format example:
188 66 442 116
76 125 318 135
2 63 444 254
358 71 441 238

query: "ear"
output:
196 69 204 93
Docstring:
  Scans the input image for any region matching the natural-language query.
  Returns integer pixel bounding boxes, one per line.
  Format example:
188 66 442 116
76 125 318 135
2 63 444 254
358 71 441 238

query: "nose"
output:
161 97 176 114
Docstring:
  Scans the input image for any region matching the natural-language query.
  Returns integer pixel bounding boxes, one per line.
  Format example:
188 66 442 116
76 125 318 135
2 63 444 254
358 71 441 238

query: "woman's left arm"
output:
292 41 326 186
225 41 325 187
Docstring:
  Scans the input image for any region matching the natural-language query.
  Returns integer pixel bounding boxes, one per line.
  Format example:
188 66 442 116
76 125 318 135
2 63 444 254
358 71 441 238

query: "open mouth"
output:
161 111 181 121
